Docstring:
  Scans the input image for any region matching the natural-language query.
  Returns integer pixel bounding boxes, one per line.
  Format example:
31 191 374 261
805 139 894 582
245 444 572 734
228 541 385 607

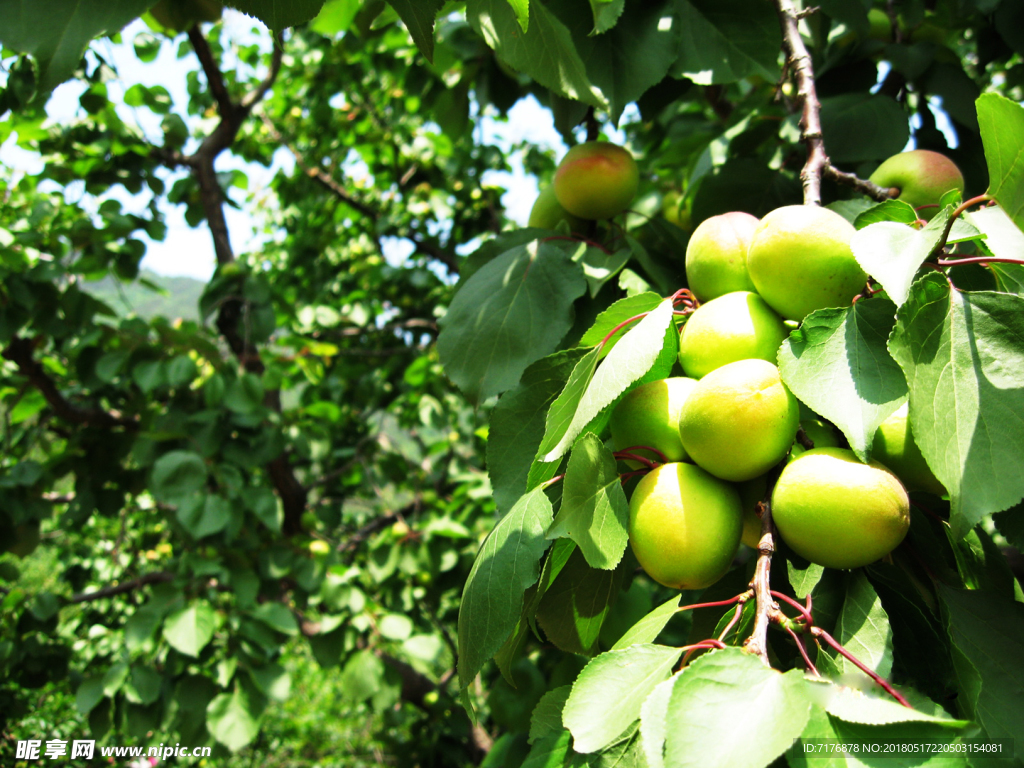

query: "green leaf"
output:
889 274 1024 536
529 685 571 744
824 684 970 728
125 666 162 706
379 613 414 640
244 486 282 533
535 347 601 461
177 493 233 539
977 93 1024 230
385 0 445 61
664 648 813 768
788 561 826 600
248 662 292 701
940 586 1024 760
825 572 893 679
560 0 682 121
993 502 1024 551
310 0 361 34
467 0 607 108
577 247 632 298
489 349 588 515
163 602 217 658
850 213 947 307
540 298 674 463
946 525 1019 598
639 673 677 768
151 450 208 504
438 240 586 404
563 644 683 753
506 0 529 32
457 486 554 693
589 0 624 34
535 547 625 655
0 0 154 92
224 373 265 414
226 0 326 30
778 300 907 461
547 433 629 570
965 205 1024 296
611 594 682 651
206 683 263 752
672 0 781 84
76 677 105 716
853 199 920 229
249 603 299 636
818 94 910 163
578 292 665 349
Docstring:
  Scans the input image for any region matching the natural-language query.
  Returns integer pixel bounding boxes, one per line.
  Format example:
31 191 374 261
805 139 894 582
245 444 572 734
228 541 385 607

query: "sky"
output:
0 10 572 282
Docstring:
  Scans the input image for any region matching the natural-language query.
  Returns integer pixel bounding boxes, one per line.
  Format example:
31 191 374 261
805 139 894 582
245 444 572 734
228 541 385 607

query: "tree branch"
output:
743 498 779 665
67 571 174 603
2 337 136 430
774 0 828 205
774 2 894 204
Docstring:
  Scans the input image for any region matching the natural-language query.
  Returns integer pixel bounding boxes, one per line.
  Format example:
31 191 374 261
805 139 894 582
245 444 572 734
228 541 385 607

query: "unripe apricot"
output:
678 359 800 482
553 141 639 221
684 211 759 302
610 378 698 466
772 447 911 569
872 403 946 495
869 150 964 220
747 206 866 321
628 462 742 590
678 291 789 379
739 475 768 549
528 185 588 231
789 418 840 462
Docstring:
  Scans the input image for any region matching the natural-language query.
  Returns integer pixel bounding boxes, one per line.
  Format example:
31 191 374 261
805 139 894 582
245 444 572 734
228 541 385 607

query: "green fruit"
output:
678 291 789 379
679 359 800 482
747 205 866 321
789 418 840 461
684 211 759 302
739 475 768 549
772 447 910 569
553 141 639 221
610 378 698 465
528 185 588 231
662 191 690 230
872 403 946 495
869 150 964 220
628 462 742 589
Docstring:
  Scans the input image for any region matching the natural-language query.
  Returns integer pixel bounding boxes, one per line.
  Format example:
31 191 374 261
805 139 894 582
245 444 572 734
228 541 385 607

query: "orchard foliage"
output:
0 0 1022 767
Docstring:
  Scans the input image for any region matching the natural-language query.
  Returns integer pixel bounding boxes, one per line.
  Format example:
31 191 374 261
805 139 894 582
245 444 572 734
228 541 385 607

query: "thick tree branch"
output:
774 2 893 205
2 337 136 430
743 499 779 665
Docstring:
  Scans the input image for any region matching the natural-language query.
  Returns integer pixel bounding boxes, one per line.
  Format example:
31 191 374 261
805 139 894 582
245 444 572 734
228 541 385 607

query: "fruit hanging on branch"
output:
771 447 912 569
869 150 965 219
628 462 743 590
677 291 789 379
678 359 800 482
528 184 588 231
746 205 867 321
610 377 698 466
872 403 947 496
683 211 760 302
553 140 639 221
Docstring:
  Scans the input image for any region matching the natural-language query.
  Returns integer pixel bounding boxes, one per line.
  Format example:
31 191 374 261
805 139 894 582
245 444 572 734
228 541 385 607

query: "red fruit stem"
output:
599 312 649 349
770 589 815 625
680 639 728 666
717 601 746 642
812 627 913 708
616 445 670 464
677 592 751 614
618 469 651 485
931 193 993 258
613 451 661 470
784 624 820 678
938 256 1024 268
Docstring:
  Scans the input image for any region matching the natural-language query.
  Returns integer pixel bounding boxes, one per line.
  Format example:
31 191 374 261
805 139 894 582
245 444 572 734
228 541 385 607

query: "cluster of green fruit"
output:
595 149 961 591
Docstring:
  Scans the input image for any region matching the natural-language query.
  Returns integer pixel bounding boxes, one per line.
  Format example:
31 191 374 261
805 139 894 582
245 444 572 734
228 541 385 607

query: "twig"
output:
2 338 136 430
717 602 746 642
68 572 174 603
930 194 993 258
812 627 912 707
743 499 778 665
785 624 820 677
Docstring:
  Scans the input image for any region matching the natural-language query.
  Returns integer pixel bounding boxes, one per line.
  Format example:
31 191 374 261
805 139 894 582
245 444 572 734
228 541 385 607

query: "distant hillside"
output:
83 271 206 322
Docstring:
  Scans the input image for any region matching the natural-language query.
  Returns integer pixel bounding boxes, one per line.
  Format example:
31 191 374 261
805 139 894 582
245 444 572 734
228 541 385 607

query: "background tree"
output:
0 0 1022 766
